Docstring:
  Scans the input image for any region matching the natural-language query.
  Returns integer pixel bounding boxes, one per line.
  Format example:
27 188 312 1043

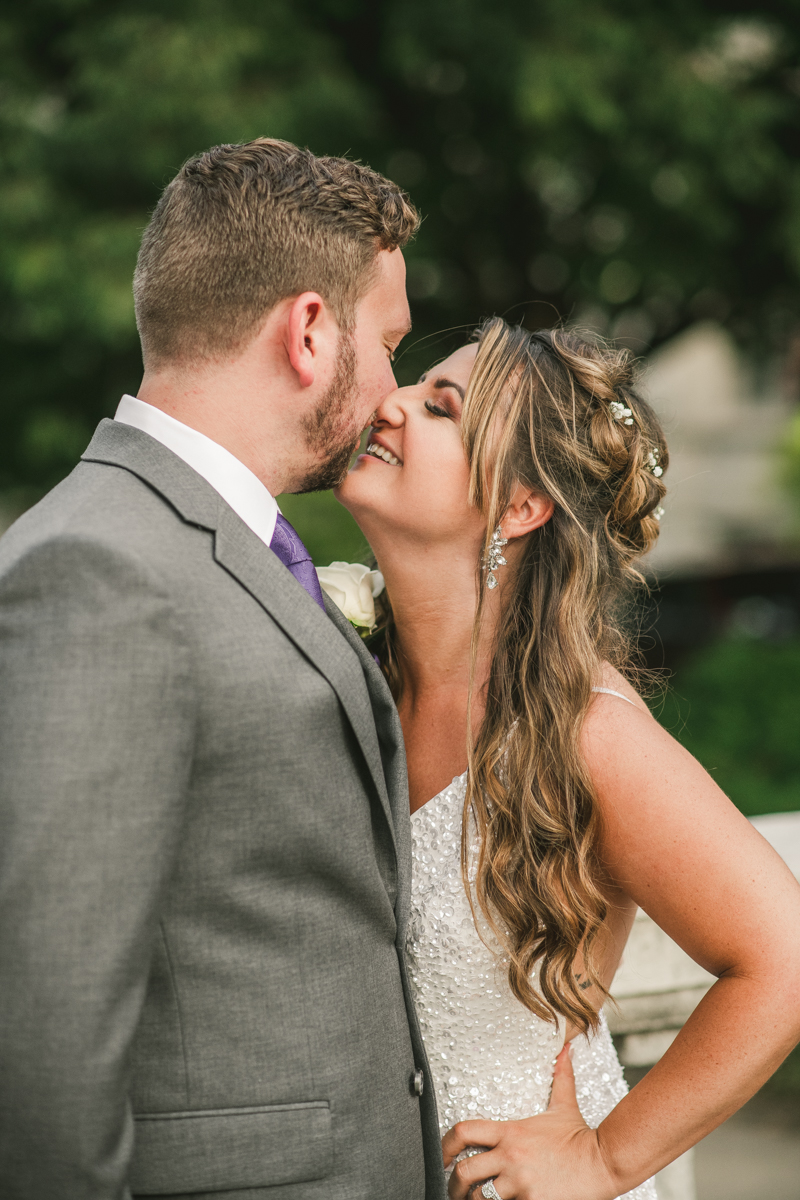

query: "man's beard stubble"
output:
297 332 361 493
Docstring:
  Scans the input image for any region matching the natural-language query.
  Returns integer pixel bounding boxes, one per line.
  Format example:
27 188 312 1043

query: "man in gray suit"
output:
0 139 445 1200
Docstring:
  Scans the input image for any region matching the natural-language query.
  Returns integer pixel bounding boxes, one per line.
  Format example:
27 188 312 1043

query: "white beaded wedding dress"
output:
407 695 658 1199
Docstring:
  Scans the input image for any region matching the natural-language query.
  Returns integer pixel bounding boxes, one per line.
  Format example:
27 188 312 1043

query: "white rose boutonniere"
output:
317 561 385 636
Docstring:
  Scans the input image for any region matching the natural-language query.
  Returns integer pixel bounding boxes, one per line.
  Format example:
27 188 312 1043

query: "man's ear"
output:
502 483 555 540
285 292 335 388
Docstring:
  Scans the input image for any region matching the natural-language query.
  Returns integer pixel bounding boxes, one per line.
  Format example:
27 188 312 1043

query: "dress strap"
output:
591 686 638 707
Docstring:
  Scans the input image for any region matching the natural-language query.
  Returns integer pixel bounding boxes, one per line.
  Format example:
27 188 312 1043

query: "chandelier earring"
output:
483 525 508 590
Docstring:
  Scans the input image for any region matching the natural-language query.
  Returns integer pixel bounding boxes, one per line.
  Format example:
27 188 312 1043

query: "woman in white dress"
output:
335 318 800 1200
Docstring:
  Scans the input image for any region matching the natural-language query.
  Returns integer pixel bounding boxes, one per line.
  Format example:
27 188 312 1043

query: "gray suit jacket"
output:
0 420 445 1200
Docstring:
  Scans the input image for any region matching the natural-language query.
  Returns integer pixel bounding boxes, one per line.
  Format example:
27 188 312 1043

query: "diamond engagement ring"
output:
481 1182 504 1200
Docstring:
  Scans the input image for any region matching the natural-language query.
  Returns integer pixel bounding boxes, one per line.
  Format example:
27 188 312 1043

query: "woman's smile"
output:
362 435 402 466
335 342 480 552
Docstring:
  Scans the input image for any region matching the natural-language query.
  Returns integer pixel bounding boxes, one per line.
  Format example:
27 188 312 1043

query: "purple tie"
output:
269 513 326 610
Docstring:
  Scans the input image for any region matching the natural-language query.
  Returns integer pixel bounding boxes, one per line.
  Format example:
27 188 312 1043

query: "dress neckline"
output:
410 687 637 819
411 770 468 820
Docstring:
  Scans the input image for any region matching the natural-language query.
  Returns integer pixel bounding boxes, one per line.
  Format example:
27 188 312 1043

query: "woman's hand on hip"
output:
442 1045 620 1200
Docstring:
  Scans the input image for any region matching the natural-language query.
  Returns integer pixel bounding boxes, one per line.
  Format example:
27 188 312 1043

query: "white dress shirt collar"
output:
114 395 279 547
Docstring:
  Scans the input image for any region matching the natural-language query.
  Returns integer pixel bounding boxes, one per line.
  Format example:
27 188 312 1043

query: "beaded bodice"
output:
407 771 657 1200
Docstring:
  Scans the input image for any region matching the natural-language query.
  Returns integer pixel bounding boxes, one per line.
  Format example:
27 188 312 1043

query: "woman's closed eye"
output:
424 399 453 419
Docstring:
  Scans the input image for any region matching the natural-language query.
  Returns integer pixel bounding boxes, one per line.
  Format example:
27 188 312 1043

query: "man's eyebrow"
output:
388 321 412 341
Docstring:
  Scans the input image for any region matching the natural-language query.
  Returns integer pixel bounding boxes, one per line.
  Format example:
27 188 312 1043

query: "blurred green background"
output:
2 0 800 820
654 635 800 816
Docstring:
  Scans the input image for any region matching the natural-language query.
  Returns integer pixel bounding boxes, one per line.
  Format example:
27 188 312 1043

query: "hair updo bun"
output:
570 338 668 562
459 317 668 1035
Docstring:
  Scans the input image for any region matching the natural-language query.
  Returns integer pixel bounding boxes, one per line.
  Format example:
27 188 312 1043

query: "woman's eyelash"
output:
425 400 450 418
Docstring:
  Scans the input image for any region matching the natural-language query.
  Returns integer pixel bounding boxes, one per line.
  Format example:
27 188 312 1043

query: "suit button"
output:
411 1068 425 1097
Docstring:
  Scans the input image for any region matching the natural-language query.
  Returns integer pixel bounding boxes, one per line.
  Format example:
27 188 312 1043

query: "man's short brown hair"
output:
133 138 420 366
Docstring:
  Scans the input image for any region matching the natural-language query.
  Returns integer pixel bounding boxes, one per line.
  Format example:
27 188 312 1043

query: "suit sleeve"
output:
0 533 195 1199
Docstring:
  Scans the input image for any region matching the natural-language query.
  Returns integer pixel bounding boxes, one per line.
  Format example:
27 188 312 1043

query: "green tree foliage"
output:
2 0 800 519
780 405 800 510
657 634 800 816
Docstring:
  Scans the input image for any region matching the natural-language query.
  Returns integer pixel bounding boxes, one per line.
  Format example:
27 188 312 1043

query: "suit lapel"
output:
324 600 411 926
81 420 398 860
212 512 397 852
324 602 409 835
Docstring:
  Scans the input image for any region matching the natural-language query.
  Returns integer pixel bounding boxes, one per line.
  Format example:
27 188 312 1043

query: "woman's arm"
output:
581 689 800 1192
444 686 800 1200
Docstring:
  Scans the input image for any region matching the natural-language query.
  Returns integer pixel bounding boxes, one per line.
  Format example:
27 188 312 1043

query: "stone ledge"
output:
607 985 713 1038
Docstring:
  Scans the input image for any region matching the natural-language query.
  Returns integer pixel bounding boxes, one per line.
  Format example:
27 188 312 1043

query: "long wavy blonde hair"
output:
376 317 668 1033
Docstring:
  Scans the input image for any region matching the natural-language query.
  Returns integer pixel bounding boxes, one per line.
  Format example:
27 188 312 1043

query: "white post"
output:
655 1149 697 1200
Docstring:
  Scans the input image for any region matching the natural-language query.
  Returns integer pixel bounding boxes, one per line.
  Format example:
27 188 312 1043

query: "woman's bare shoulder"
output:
581 661 664 815
578 660 800 971
589 661 653 716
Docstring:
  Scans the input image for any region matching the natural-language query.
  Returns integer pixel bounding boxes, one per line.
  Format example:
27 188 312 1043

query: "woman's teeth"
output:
366 442 401 466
